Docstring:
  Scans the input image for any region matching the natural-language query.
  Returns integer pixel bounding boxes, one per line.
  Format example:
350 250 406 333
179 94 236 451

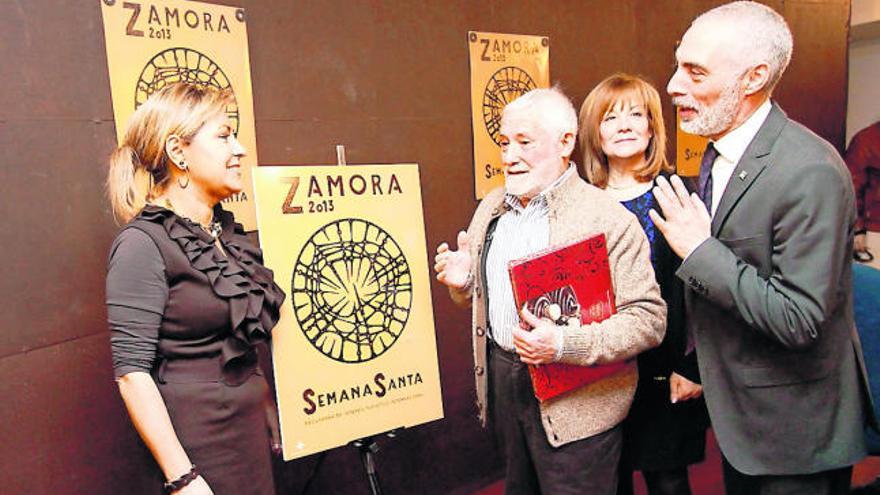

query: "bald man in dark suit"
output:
650 2 874 494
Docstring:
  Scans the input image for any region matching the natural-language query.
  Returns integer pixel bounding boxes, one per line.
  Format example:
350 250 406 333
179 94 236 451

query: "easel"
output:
297 145 400 495
299 428 404 495
336 144 347 167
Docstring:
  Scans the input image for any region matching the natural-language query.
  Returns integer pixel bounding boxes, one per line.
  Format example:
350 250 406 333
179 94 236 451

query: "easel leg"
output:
353 436 383 495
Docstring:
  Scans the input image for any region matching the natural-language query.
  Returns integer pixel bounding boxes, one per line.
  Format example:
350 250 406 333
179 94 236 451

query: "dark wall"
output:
0 1 848 493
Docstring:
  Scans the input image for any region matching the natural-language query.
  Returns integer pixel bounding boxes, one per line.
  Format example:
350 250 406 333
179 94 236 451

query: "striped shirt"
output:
485 165 575 352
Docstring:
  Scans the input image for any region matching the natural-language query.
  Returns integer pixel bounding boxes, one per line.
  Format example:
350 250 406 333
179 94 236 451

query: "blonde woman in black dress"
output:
106 83 285 494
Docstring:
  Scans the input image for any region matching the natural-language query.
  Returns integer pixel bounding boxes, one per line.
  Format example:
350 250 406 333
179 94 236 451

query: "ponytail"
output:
107 145 147 223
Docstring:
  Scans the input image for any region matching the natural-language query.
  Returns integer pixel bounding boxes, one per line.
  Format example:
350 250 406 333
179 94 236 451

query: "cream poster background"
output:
468 31 549 199
675 114 707 177
254 164 443 460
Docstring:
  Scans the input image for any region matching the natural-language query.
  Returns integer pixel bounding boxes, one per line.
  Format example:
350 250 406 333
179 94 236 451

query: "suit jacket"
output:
678 103 873 475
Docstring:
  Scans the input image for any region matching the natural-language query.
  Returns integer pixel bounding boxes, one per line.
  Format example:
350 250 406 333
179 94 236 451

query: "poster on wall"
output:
675 114 708 177
253 164 444 460
468 31 550 199
100 0 258 230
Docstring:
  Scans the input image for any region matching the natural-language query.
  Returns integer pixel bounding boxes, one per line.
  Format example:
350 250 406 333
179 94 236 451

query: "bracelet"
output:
164 465 199 493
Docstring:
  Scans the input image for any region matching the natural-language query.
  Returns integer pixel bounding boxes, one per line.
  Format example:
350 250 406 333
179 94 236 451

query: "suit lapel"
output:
710 104 788 236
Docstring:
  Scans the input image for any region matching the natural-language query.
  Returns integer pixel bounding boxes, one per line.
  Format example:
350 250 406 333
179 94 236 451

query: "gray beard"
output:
677 80 743 137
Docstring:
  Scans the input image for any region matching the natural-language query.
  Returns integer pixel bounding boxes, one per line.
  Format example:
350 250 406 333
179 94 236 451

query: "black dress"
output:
618 187 709 473
107 205 285 494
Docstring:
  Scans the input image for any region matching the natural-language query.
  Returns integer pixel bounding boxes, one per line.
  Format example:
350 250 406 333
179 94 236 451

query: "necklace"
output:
605 181 653 202
154 198 222 240
606 182 646 190
202 220 223 239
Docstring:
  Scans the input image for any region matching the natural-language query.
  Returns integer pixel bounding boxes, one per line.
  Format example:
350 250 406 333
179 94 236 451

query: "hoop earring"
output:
177 161 190 189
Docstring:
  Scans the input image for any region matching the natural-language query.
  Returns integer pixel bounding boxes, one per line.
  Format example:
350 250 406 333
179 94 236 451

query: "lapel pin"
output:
738 171 748 180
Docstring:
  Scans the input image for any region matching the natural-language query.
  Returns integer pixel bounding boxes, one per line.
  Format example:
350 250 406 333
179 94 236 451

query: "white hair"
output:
694 1 793 92
502 86 578 140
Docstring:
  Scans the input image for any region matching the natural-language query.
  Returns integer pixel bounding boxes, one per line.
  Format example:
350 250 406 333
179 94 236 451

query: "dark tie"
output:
686 142 719 354
698 142 719 213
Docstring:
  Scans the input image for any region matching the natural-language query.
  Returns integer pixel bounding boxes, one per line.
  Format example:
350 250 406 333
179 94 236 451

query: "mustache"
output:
672 96 698 108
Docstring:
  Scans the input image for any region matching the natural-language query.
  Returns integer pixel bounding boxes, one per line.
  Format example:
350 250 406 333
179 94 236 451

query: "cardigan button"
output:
474 366 484 376
476 326 485 337
475 286 482 298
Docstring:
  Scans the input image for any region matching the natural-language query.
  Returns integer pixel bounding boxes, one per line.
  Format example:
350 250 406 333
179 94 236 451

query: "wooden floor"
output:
470 429 880 495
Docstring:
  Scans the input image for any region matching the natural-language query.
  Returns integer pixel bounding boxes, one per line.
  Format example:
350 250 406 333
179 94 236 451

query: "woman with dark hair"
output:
580 73 709 495
106 82 285 494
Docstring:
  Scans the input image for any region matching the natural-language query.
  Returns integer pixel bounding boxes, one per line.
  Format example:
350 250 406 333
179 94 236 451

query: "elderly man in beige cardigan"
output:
434 87 666 495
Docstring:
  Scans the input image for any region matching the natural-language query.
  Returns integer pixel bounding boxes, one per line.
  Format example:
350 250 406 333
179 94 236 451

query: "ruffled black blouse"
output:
107 204 285 384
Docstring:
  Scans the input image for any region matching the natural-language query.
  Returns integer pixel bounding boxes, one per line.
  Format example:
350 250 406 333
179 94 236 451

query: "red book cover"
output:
508 233 628 402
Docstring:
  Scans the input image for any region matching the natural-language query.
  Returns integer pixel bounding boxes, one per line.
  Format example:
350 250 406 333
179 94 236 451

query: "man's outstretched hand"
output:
434 230 473 289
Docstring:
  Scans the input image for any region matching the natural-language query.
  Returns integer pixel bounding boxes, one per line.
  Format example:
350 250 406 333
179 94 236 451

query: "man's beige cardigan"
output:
450 172 666 447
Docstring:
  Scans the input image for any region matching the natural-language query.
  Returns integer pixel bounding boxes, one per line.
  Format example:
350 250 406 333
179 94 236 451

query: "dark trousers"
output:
618 465 692 495
722 456 852 495
489 342 622 495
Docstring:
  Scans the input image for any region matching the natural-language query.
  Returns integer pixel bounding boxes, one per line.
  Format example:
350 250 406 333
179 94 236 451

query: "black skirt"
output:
157 357 275 495
619 373 709 471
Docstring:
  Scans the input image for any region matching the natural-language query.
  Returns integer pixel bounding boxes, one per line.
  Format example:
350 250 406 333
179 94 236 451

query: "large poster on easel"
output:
253 164 444 460
100 0 258 230
468 31 550 199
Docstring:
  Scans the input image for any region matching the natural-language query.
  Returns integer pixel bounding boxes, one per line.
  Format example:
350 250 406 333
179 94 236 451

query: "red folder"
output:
508 233 627 402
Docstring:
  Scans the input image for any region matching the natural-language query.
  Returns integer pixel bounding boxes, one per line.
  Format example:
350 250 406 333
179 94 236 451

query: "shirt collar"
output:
713 99 772 165
504 163 575 211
